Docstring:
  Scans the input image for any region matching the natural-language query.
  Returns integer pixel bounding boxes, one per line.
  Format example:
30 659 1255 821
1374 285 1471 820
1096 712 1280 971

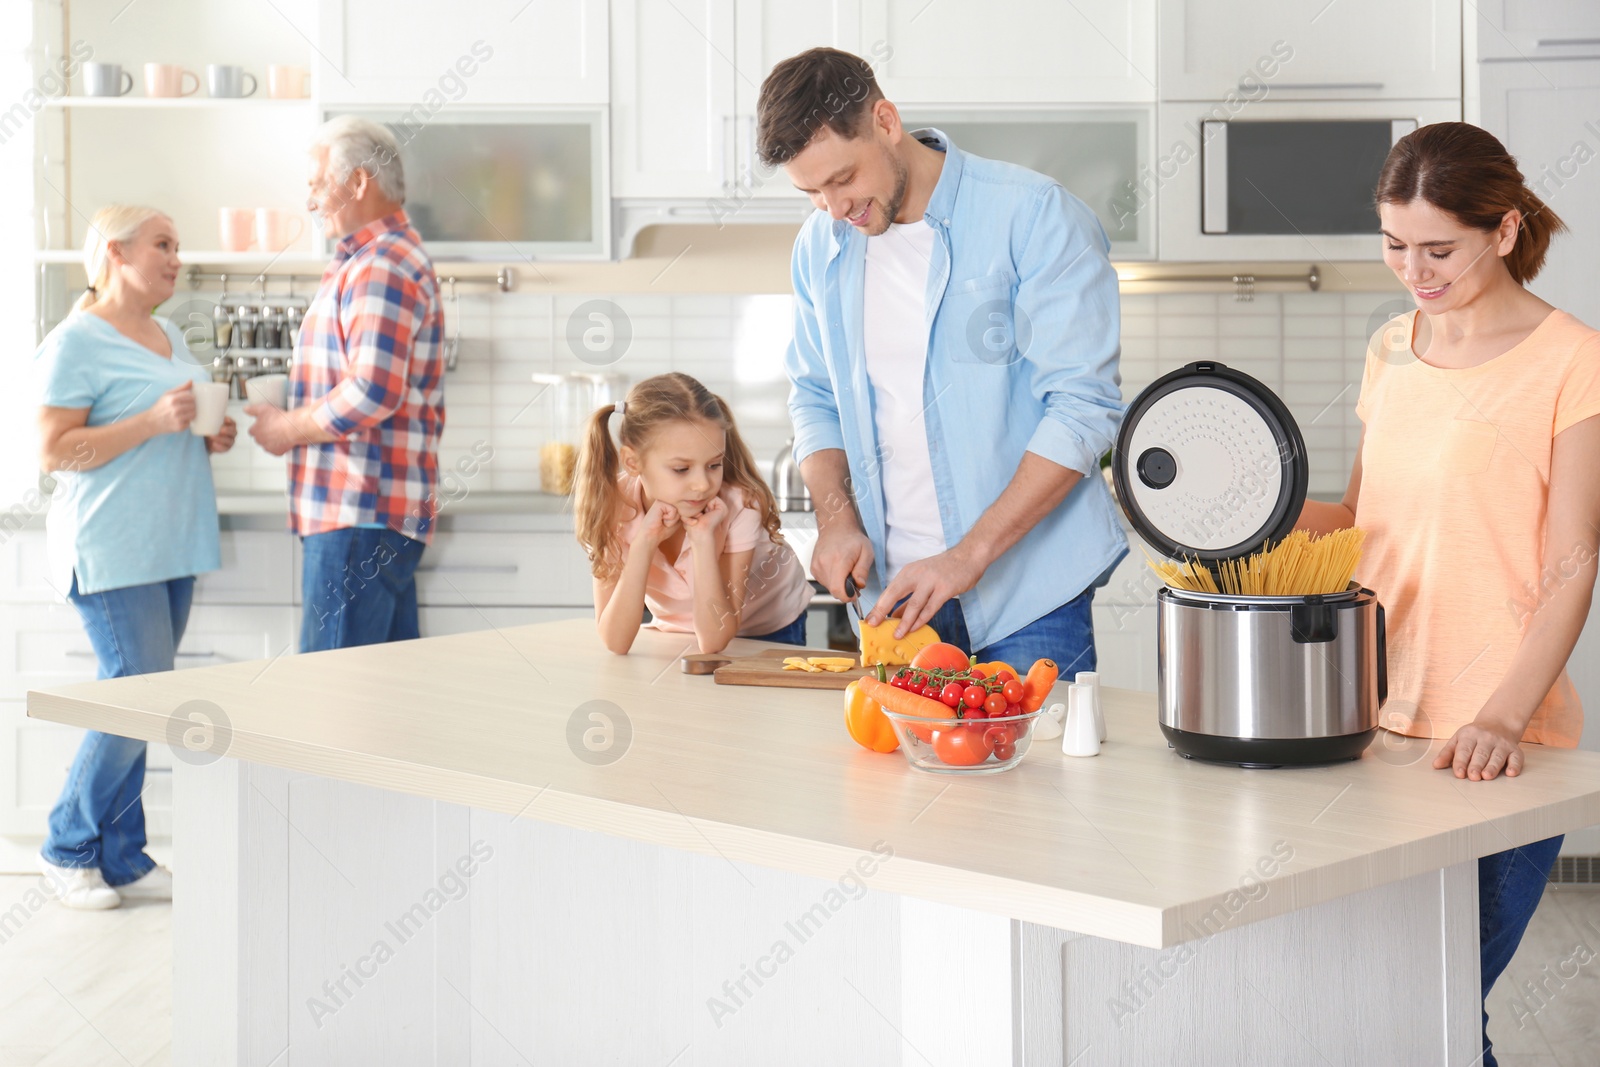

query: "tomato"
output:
994 670 1017 684
910 642 971 672
933 724 994 766
1001 680 1025 704
983 692 1007 717
992 737 1017 761
964 705 988 720
939 682 964 708
961 685 986 709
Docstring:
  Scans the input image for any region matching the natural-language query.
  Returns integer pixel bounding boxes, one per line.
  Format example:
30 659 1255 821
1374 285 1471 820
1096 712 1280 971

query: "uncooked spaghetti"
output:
1148 528 1366 596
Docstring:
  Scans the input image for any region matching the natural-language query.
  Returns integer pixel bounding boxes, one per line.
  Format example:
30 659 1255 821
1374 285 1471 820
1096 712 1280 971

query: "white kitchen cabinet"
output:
610 0 738 199
610 0 859 199
1479 59 1600 333
415 531 595 607
1482 57 1600 855
1158 0 1460 101
194 531 296 606
0 531 56 604
1475 0 1600 61
316 0 608 105
863 0 1155 103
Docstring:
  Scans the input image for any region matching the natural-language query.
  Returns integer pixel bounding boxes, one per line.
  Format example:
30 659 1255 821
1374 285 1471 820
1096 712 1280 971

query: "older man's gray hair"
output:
310 115 406 203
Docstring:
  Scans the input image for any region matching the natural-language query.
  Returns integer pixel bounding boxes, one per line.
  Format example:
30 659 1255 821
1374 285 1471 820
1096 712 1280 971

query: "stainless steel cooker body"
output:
1156 585 1386 766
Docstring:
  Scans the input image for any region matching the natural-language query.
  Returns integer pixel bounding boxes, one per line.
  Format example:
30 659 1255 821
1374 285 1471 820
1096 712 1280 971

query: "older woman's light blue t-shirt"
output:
34 312 221 597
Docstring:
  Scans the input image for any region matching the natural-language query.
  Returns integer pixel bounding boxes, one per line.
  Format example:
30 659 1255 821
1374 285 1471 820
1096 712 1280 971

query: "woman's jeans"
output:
1479 834 1564 1067
42 575 194 886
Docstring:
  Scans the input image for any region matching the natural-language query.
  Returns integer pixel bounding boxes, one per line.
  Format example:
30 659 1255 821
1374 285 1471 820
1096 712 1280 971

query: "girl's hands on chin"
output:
639 499 681 545
681 497 726 541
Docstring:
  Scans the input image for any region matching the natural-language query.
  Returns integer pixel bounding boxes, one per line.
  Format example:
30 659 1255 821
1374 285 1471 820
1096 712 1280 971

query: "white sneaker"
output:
116 865 172 902
37 854 121 910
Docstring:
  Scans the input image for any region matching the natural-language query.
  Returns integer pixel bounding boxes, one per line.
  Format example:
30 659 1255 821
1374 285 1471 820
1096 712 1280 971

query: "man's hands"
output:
865 544 985 637
1434 714 1525 781
145 381 196 435
206 416 237 454
811 523 874 603
246 403 309 456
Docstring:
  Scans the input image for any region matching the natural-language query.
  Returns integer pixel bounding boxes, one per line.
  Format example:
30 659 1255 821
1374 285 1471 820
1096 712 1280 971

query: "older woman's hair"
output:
74 204 168 314
309 115 406 204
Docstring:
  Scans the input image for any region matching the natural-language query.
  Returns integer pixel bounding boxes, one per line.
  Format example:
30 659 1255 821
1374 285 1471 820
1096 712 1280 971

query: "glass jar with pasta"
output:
531 373 593 495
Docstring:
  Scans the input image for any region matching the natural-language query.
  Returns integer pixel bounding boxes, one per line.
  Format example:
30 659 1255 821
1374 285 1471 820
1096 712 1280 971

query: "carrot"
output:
858 677 955 721
1020 658 1059 712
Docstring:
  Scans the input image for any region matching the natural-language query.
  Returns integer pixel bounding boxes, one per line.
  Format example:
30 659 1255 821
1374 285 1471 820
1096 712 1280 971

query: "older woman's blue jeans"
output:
42 575 193 886
1479 834 1564 1067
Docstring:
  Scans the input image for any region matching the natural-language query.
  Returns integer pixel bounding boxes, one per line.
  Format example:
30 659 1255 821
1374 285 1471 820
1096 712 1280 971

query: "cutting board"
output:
680 647 872 689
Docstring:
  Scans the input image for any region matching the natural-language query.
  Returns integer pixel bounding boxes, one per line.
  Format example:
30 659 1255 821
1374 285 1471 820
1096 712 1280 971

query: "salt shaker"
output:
1075 671 1106 743
1061 682 1101 757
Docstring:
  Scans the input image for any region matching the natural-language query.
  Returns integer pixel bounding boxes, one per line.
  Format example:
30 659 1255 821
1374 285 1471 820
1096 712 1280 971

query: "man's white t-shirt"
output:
863 218 946 579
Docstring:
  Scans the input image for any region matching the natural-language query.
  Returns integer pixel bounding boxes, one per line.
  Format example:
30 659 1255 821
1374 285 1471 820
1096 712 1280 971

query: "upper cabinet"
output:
1476 1 1600 60
611 0 859 200
1158 0 1460 101
862 0 1156 103
317 0 609 105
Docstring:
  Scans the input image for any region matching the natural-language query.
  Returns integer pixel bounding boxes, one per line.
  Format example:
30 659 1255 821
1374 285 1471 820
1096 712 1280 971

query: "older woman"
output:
33 205 235 910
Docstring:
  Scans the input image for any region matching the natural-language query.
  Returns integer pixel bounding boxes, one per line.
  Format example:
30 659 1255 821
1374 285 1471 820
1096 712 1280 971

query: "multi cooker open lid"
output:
1112 361 1308 563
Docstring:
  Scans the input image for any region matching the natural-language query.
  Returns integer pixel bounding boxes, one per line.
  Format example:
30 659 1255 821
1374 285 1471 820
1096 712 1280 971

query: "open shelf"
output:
34 249 325 268
42 96 313 109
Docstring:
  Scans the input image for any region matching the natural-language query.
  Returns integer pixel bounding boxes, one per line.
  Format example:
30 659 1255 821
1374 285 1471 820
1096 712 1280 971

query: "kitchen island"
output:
27 620 1600 1066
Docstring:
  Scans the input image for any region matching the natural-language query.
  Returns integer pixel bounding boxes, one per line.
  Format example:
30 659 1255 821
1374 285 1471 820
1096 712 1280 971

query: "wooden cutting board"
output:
680 647 872 689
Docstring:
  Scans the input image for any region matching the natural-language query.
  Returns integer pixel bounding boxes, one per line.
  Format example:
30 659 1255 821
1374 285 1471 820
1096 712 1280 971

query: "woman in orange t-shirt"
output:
1300 123 1600 1067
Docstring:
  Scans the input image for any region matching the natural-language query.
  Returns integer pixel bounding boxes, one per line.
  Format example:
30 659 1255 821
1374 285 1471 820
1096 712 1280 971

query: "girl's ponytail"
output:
710 392 785 549
574 403 626 581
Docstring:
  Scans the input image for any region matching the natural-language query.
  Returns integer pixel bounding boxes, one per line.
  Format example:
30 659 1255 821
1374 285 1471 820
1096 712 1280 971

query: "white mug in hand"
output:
190 382 230 436
245 373 289 409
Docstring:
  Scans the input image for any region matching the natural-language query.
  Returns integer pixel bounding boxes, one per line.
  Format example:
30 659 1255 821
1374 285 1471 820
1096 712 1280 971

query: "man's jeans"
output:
923 587 1097 677
300 527 427 653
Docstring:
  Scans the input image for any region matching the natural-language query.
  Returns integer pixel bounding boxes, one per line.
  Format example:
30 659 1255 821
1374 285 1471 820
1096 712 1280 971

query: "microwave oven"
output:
1156 99 1461 261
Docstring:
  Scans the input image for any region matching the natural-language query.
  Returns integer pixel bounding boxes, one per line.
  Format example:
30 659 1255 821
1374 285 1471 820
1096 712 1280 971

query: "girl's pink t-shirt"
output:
1355 309 1600 748
614 473 814 637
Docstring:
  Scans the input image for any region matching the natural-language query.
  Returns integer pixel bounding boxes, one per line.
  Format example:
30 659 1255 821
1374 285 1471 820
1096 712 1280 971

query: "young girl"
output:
1300 123 1600 1067
574 372 813 655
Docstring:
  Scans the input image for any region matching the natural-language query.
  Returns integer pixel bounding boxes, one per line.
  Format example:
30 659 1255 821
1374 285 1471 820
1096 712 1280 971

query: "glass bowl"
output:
878 708 1048 775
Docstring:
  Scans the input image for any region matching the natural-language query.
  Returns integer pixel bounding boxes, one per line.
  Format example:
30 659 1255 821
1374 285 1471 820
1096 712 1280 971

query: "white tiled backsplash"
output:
210 288 1409 500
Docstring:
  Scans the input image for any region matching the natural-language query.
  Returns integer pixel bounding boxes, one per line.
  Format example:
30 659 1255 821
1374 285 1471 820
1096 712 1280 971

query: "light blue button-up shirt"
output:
784 129 1128 650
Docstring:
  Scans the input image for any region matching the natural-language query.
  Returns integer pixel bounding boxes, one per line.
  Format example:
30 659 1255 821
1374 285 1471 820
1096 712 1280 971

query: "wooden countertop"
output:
27 620 1600 948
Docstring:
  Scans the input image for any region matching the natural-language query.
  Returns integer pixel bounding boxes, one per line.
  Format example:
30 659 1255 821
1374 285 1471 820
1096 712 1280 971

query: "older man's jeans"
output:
301 527 427 652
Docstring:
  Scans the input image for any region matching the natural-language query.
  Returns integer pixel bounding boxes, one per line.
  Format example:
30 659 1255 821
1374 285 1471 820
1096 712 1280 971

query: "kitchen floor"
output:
0 878 1592 1065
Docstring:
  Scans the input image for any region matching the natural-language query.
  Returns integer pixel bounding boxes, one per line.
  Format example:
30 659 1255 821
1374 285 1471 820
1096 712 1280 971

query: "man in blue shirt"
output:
758 48 1127 672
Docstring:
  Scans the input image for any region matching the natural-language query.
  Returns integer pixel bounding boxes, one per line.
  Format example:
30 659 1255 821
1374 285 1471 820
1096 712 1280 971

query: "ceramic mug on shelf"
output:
144 63 200 98
206 64 257 98
255 209 304 253
265 65 309 99
219 208 255 252
82 62 133 98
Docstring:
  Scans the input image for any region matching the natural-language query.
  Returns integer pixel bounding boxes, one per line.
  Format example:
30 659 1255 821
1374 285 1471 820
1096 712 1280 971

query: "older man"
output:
760 48 1126 675
247 116 445 652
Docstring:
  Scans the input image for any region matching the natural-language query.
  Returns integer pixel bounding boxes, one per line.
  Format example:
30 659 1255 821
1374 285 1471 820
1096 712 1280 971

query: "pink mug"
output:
144 63 199 98
266 65 309 100
219 209 255 252
255 209 305 253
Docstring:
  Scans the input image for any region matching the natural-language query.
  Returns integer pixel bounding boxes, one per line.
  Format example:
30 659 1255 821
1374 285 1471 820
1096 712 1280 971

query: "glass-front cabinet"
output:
899 108 1155 260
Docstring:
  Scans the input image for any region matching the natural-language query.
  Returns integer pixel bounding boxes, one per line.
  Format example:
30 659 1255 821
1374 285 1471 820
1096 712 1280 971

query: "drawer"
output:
0 701 171 838
0 529 294 606
0 530 59 604
0 603 296 700
194 531 295 605
419 606 591 638
414 532 594 607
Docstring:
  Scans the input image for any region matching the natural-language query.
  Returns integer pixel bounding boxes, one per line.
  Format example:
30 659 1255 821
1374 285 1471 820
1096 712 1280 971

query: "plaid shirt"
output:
287 211 445 543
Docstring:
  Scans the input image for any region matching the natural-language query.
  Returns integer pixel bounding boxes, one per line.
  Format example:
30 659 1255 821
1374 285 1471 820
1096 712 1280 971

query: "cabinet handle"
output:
417 564 520 575
716 114 734 191
1244 81 1384 91
1536 37 1600 47
745 114 758 184
175 650 219 659
68 648 217 659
